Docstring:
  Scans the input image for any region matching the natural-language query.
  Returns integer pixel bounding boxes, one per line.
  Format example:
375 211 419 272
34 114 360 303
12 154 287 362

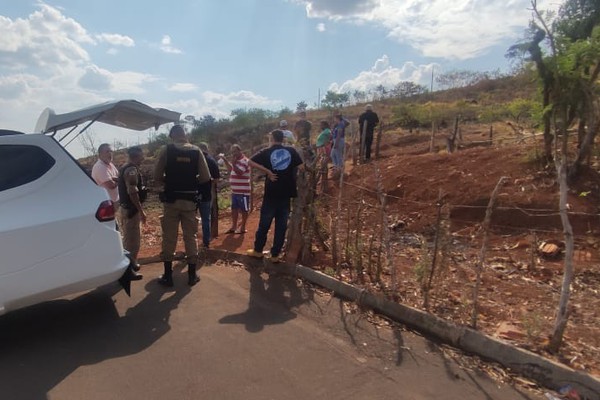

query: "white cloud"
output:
297 0 562 60
0 74 33 100
160 90 283 124
302 0 378 18
111 71 158 94
95 33 135 47
159 35 183 54
78 65 112 91
77 65 157 94
202 90 279 108
169 83 199 92
0 4 92 71
328 55 436 93
316 23 326 32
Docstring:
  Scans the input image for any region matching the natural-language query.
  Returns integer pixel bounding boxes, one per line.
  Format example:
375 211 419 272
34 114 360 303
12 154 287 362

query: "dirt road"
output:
0 263 543 400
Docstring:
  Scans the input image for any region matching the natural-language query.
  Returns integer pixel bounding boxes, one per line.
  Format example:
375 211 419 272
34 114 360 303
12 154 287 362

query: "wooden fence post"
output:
375 121 383 159
446 116 460 153
423 190 445 310
472 176 507 329
429 121 436 153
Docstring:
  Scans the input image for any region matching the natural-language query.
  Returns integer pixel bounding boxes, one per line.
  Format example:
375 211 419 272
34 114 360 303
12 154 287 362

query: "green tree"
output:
278 107 292 118
435 69 485 90
508 0 600 167
321 91 350 109
517 0 600 353
230 108 275 127
392 81 428 99
296 101 308 112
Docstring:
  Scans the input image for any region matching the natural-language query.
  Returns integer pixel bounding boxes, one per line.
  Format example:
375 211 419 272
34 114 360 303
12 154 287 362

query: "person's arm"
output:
292 149 304 171
93 164 118 189
197 150 211 184
99 179 118 190
153 146 167 185
219 155 233 172
248 159 277 182
124 168 146 224
231 158 248 176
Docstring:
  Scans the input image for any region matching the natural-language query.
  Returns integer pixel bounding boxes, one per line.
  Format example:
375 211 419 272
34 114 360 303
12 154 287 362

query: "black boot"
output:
158 261 174 287
188 264 200 286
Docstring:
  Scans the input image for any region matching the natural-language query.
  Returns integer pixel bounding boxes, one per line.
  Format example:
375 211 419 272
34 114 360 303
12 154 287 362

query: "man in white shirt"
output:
279 120 297 145
91 143 120 207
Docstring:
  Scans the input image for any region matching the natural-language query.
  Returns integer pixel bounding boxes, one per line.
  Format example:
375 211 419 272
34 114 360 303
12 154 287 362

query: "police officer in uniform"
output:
118 146 147 280
154 125 211 287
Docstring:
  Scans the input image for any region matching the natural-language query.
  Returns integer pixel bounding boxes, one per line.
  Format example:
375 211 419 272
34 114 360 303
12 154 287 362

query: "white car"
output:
0 100 180 315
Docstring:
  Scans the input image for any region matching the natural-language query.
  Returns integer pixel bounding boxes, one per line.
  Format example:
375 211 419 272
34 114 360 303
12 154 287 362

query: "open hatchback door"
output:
35 99 181 146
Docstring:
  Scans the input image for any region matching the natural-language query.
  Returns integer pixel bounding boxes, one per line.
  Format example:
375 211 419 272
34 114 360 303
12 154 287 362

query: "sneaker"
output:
246 249 264 259
269 253 284 263
157 274 174 287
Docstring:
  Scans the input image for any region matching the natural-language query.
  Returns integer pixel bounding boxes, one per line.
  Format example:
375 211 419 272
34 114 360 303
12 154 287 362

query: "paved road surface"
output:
0 262 543 400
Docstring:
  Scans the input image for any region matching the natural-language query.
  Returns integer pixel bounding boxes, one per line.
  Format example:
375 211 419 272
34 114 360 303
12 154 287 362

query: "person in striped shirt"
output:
219 144 251 234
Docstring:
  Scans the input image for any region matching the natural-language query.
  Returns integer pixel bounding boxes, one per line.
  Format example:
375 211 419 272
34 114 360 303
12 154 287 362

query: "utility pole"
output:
318 88 321 109
430 66 434 94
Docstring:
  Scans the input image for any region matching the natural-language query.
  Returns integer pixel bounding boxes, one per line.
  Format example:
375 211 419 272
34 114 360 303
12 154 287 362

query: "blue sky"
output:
1 0 562 156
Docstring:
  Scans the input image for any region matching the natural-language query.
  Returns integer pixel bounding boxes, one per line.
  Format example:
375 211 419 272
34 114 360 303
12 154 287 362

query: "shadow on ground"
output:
219 269 310 332
0 269 191 400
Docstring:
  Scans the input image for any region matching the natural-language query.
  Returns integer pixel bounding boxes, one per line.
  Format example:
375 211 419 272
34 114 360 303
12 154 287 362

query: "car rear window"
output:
0 145 56 192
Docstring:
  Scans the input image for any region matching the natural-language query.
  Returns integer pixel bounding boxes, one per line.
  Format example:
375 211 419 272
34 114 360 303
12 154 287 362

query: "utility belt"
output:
120 203 139 219
159 191 197 203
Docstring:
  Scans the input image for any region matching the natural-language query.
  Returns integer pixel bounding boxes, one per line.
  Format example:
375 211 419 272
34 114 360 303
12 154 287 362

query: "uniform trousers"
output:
160 199 199 264
120 208 141 262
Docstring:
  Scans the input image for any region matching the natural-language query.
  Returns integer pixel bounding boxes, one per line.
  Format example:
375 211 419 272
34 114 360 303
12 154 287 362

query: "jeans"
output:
331 137 345 169
198 201 212 247
364 132 374 159
254 197 290 257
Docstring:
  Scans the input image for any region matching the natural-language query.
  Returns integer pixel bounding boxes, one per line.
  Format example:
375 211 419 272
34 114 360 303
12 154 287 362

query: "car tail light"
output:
95 200 115 222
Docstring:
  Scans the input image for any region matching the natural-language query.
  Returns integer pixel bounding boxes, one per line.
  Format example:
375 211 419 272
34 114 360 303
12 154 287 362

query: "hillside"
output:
81 74 600 382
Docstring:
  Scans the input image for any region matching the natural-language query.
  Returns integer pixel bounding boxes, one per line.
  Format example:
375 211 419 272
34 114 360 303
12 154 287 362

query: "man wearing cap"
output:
293 111 312 148
279 120 297 145
246 129 304 262
117 146 147 280
154 125 211 287
197 142 221 248
358 104 380 162
331 113 350 175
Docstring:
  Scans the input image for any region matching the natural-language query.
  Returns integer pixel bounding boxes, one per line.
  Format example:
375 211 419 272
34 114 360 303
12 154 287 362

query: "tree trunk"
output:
548 105 575 353
570 100 600 180
548 160 575 353
542 88 554 162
